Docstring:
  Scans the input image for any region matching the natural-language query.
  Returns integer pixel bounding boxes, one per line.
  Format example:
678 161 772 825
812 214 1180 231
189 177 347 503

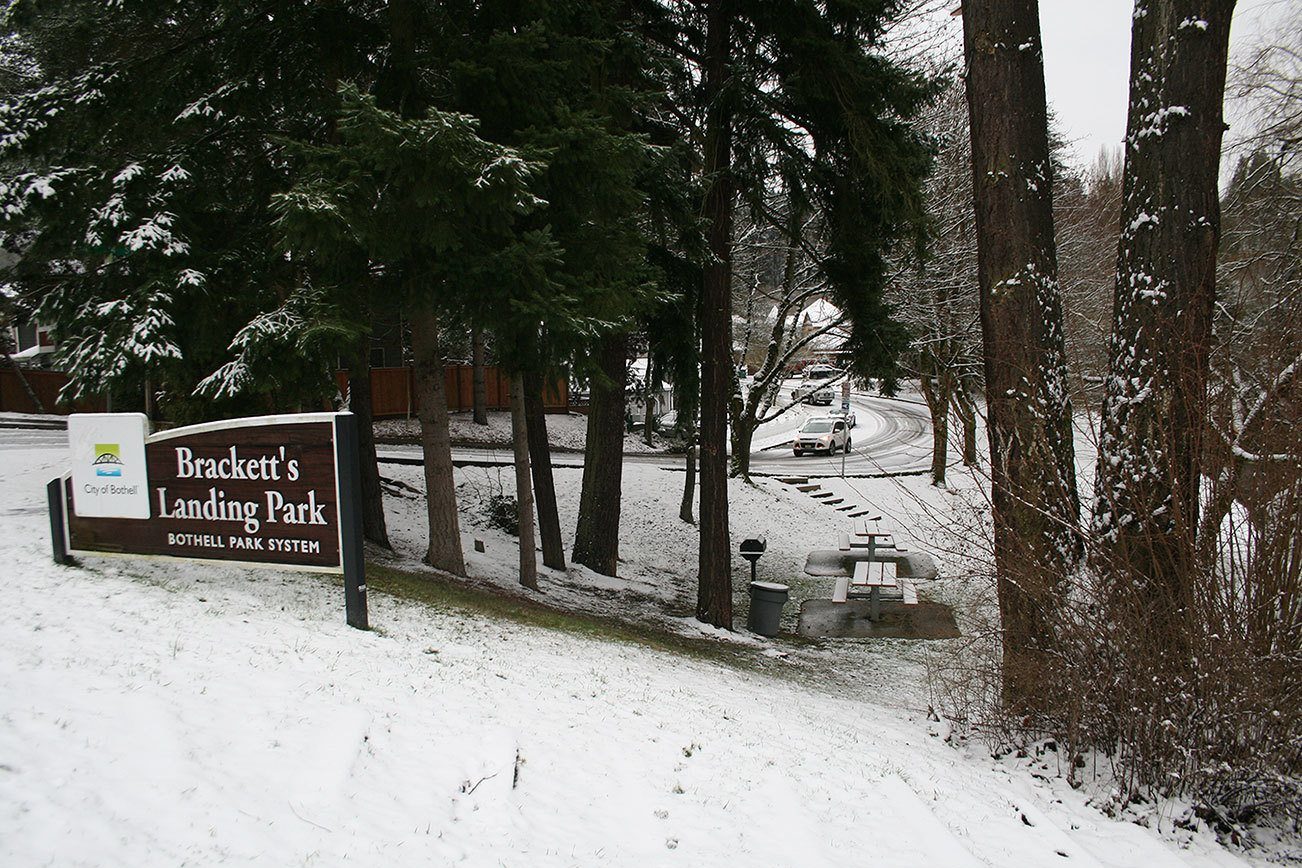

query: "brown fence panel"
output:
3 365 560 418
542 378 569 412
0 368 106 415
370 367 412 417
454 365 473 411
337 365 567 418
439 364 515 412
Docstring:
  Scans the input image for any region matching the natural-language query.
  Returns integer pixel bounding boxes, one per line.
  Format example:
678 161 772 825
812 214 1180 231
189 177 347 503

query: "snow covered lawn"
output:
0 431 1263 866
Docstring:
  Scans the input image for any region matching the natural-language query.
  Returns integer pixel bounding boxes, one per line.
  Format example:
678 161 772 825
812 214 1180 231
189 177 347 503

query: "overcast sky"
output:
1036 0 1289 171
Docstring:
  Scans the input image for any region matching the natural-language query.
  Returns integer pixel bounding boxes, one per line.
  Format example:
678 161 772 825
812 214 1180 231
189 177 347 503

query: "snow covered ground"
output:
0 428 1270 866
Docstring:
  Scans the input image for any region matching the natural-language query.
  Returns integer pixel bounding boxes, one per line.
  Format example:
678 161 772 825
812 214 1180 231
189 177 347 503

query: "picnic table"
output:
829 525 920 619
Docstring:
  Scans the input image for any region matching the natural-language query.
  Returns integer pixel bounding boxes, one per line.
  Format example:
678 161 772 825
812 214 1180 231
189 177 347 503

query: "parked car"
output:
792 381 833 405
804 364 841 380
793 416 851 456
829 408 856 428
792 364 841 406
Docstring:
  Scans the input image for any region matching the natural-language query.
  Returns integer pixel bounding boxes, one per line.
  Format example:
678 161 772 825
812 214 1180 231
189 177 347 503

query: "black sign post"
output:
334 413 369 630
47 478 72 566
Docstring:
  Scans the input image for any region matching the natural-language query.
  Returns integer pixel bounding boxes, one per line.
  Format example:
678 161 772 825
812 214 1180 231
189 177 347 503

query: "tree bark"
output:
696 0 735 629
644 391 656 446
962 0 1080 708
728 412 754 479
525 370 566 571
471 327 489 425
572 332 627 576
509 372 539 590
952 379 979 467
921 372 951 487
1093 0 1235 646
409 305 465 576
680 443 697 524
348 332 391 548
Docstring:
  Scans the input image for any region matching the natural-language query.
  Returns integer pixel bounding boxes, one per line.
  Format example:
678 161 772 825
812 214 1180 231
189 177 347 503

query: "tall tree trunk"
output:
1094 0 1235 649
728 403 754 479
644 391 656 446
348 331 392 548
471 327 489 426
681 442 697 524
525 371 566 571
324 37 387 551
952 379 979 467
696 0 735 629
573 332 627 576
921 371 951 487
962 0 1080 708
409 306 465 576
509 372 539 590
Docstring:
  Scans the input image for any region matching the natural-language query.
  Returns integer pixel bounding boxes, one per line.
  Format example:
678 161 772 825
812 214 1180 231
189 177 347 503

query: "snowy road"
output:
748 393 933 477
372 393 935 479
2 391 934 480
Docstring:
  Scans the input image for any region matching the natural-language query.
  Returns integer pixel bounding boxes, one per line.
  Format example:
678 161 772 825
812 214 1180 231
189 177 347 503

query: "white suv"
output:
793 416 851 456
793 365 840 406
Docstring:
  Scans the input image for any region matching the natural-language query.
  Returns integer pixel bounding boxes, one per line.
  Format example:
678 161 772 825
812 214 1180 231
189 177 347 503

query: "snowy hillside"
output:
0 430 1263 866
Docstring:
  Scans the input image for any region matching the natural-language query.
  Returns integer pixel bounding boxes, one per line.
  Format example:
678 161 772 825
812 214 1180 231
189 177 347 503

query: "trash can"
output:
747 581 790 637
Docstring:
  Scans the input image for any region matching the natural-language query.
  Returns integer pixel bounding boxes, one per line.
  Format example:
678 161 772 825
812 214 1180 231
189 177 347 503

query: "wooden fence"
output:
0 368 105 415
0 365 566 418
336 366 569 418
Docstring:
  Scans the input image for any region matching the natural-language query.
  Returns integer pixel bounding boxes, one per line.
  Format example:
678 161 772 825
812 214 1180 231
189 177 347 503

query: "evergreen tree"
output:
277 75 553 575
433 0 697 579
0 0 382 417
682 0 934 627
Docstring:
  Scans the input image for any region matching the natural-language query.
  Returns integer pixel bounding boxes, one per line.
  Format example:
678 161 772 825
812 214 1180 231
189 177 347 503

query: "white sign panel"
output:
69 413 151 519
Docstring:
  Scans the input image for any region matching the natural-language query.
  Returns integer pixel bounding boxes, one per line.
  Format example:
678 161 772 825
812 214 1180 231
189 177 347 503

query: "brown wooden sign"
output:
50 412 367 629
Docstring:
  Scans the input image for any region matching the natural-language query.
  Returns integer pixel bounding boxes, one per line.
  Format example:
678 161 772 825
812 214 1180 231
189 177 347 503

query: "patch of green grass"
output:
365 561 793 675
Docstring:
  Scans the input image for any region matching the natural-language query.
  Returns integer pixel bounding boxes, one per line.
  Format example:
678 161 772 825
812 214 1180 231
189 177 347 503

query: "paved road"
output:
2 394 935 479
377 393 933 478
748 394 932 477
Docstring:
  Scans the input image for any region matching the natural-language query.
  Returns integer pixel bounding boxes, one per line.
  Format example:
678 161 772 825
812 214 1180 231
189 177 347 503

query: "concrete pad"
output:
796 599 960 639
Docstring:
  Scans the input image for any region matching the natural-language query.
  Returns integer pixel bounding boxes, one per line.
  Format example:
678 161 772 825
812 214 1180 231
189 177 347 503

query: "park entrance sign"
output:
48 412 368 629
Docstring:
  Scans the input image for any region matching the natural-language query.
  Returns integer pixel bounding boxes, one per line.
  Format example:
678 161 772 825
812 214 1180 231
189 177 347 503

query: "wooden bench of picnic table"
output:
804 547 937 580
840 533 907 552
831 559 919 620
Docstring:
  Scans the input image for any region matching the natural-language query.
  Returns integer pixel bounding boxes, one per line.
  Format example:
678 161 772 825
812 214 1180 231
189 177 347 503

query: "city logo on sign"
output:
93 443 124 477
